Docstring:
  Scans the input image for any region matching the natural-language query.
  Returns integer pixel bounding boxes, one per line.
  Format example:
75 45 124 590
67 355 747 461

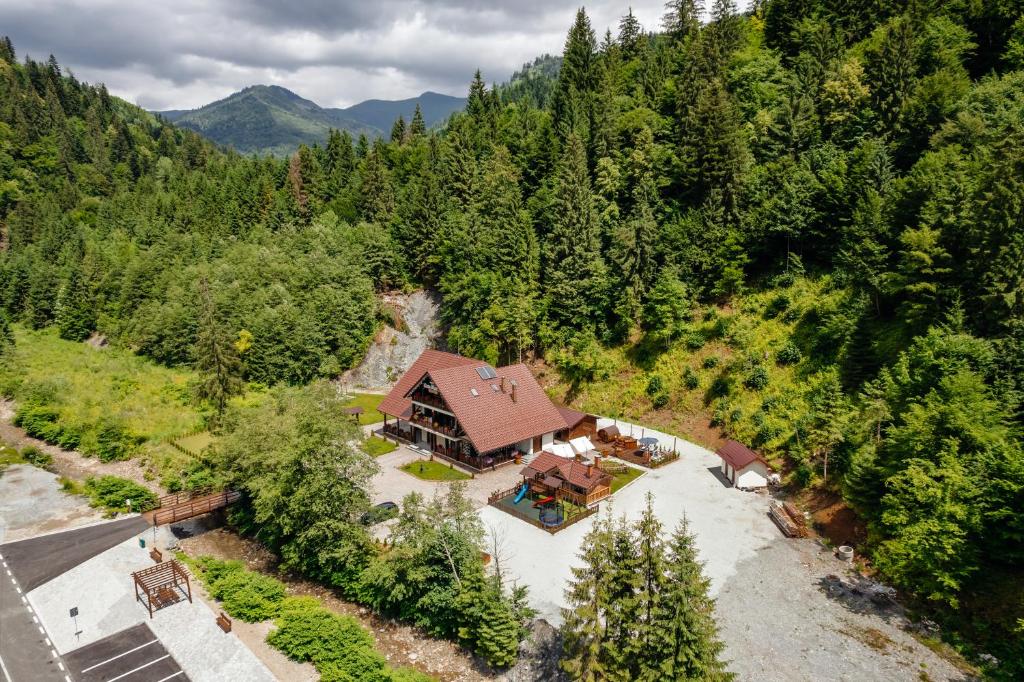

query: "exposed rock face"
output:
342 290 443 391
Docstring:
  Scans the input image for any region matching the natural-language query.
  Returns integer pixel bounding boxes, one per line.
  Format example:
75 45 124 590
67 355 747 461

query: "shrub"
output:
14 404 60 439
93 419 141 462
683 367 700 390
743 365 770 390
646 374 664 397
267 596 391 682
684 331 705 350
794 463 814 487
708 375 733 399
764 293 791 319
776 341 802 365
210 568 287 622
20 445 52 468
651 392 670 409
702 356 720 370
83 476 158 513
196 557 246 584
782 306 802 323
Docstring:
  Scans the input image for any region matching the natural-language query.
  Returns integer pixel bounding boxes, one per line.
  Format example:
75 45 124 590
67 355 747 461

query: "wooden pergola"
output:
132 560 192 618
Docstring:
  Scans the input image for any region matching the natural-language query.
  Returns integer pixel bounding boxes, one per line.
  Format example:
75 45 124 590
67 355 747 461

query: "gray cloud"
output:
0 1 708 110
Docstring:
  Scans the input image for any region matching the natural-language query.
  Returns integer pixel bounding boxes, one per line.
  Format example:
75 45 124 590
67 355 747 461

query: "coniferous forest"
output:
2 0 1024 675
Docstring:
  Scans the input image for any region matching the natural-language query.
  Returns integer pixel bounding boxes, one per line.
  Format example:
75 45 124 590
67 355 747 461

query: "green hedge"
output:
84 476 158 513
194 557 286 622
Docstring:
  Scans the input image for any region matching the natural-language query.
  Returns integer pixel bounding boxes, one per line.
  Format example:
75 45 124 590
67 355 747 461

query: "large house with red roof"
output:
378 349 574 471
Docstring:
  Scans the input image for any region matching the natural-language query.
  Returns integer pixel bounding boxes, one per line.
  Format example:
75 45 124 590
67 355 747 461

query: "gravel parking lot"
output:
0 464 104 543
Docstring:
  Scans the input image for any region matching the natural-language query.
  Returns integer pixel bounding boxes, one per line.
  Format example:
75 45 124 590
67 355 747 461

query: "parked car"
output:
361 501 399 526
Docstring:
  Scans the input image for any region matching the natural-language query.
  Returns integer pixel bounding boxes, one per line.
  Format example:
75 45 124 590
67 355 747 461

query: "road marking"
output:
38 626 45 635
20 595 27 605
80 639 159 673
14 586 20 595
4 569 10 577
58 661 65 671
106 654 170 682
0 651 13 682
50 649 58 659
32 614 39 623
153 672 185 682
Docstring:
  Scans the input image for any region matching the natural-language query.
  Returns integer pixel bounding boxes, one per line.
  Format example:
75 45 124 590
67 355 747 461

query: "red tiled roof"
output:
377 349 478 421
524 451 610 491
426 362 568 454
716 440 768 471
555 405 587 430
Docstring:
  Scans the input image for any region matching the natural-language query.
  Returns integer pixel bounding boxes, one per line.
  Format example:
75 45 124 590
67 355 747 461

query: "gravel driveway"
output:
478 418 966 682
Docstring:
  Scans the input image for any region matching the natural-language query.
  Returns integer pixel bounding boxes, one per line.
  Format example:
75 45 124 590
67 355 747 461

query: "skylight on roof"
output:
491 384 499 392
470 388 479 396
475 365 497 380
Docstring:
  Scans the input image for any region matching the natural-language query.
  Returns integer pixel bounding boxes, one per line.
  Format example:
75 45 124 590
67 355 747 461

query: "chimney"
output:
595 455 602 469
500 376 506 393
587 464 594 478
511 383 517 403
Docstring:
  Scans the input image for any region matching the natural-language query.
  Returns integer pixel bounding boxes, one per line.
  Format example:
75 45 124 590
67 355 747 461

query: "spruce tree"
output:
543 133 608 332
561 513 614 682
359 145 396 225
56 267 94 341
659 517 733 681
409 103 426 137
466 69 488 120
390 115 406 144
0 311 14 367
619 8 643 59
663 0 702 42
602 515 641 679
193 279 242 421
631 494 669 679
553 8 598 135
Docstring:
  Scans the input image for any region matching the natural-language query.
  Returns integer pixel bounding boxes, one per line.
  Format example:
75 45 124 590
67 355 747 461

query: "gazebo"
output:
132 560 193 618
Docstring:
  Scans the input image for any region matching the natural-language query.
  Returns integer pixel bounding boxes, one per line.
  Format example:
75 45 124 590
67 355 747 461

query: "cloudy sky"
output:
0 0 728 111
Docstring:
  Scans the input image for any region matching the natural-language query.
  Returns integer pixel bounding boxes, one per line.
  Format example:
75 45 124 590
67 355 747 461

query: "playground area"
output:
490 484 595 532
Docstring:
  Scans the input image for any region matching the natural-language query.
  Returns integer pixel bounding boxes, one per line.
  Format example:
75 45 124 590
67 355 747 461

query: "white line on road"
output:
58 661 65 671
50 649 57 659
80 639 159 673
37 626 44 635
105 654 170 682
153 671 185 682
0 651 12 682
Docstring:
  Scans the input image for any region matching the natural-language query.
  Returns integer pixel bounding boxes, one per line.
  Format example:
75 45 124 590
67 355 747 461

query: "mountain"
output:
155 85 465 156
329 91 466 134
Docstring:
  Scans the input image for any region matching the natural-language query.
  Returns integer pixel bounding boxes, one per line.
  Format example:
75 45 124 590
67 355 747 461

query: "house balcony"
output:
407 413 463 440
409 390 454 415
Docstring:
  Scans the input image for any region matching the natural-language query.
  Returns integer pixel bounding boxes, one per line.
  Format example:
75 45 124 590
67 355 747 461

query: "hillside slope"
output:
156 85 465 155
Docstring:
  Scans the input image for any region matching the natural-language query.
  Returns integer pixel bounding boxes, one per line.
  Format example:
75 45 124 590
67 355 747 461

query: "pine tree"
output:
709 0 742 59
659 517 733 681
619 8 644 59
602 516 641 678
553 8 598 136
869 16 919 136
56 267 94 341
0 311 14 367
409 103 426 138
390 115 407 144
561 514 614 682
631 495 669 679
467 69 488 120
543 133 608 331
193 279 242 421
470 587 521 668
663 0 703 42
359 145 395 225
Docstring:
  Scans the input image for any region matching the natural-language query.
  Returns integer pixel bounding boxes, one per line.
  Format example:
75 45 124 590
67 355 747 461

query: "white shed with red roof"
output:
715 440 769 489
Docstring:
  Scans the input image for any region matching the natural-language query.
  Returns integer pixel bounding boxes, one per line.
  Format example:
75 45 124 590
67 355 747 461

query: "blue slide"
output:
513 483 528 504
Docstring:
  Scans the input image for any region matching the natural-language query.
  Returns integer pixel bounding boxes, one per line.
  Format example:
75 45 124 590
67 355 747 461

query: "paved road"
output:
0 552 65 682
63 623 188 682
0 516 149 592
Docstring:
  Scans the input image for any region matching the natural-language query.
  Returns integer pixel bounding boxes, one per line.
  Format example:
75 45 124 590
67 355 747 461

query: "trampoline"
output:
539 505 565 527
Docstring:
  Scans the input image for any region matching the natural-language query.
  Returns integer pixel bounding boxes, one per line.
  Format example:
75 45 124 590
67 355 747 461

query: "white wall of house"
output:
736 462 769 489
542 432 554 447
517 438 533 455
721 460 733 481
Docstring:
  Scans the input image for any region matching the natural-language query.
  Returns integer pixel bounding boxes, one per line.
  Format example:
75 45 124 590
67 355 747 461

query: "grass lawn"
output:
174 431 215 454
342 393 387 425
610 465 645 493
362 436 397 457
400 458 471 481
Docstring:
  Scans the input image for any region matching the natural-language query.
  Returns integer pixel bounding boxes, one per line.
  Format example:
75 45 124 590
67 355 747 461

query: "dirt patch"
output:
799 487 867 548
178 527 540 682
0 400 164 496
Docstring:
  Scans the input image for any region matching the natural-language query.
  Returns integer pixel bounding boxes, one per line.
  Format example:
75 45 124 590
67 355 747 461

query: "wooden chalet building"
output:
519 450 612 506
379 350 572 471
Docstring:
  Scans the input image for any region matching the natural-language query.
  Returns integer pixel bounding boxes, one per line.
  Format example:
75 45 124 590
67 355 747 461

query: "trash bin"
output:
139 537 146 548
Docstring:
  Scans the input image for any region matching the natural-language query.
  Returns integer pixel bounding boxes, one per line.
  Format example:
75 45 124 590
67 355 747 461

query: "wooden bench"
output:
150 548 163 563
216 611 232 633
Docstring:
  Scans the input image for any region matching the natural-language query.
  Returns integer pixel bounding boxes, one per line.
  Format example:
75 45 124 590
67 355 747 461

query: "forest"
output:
1 0 1023 675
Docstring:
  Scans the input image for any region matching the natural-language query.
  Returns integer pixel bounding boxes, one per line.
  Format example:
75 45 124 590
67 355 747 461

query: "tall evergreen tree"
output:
55 267 94 341
619 8 644 59
409 103 426 138
390 115 407 144
193 279 242 421
561 514 614 682
553 9 598 137
543 133 608 332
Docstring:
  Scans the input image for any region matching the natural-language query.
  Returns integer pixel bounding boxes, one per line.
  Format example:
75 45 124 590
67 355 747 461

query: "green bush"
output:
702 356 720 370
651 392 670 409
743 365 770 390
684 331 705 350
268 596 391 682
210 567 287 622
84 476 158 513
683 367 700 390
794 463 814 487
645 374 664 397
776 341 802 365
14 404 60 439
708 375 733 399
764 293 791 319
94 419 141 462
20 445 52 468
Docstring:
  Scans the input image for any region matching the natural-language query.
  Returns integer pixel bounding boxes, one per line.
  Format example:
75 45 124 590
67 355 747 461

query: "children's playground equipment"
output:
513 483 528 504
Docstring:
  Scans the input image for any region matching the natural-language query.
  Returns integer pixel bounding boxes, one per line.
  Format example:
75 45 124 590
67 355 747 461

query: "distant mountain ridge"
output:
155 85 466 156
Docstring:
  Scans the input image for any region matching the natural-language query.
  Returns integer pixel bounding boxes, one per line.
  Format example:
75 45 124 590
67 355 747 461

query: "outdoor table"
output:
638 436 659 451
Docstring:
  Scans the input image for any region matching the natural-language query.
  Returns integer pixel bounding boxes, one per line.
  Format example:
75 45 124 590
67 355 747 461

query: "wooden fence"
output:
153 490 241 525
488 486 599 534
